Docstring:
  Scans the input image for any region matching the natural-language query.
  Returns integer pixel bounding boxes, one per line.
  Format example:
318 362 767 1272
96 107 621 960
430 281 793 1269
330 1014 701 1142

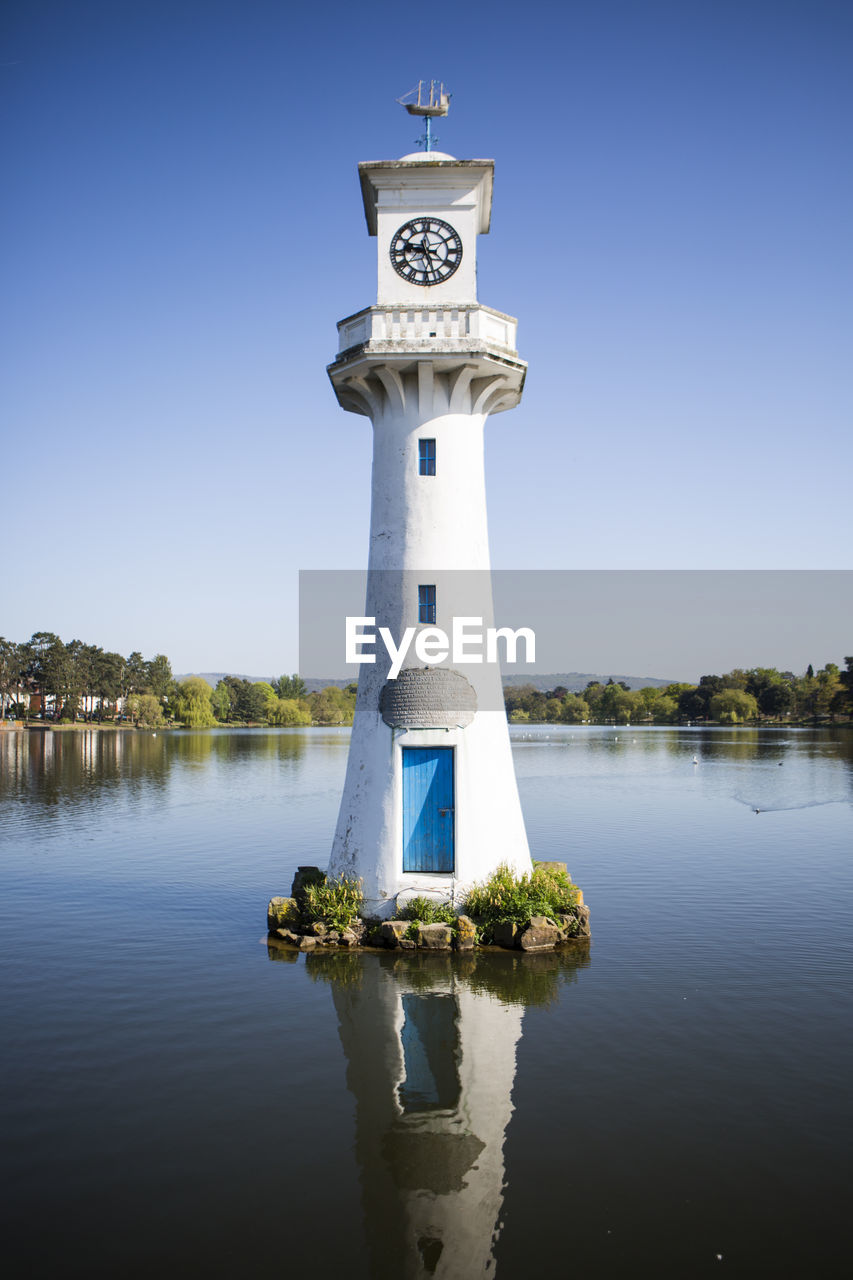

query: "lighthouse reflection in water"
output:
304 949 589 1278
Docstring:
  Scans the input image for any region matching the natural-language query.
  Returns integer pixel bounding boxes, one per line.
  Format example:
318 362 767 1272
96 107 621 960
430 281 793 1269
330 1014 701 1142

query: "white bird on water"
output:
692 755 699 765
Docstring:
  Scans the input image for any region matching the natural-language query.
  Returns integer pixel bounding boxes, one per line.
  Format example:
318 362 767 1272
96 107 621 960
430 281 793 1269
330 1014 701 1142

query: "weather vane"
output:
396 80 451 152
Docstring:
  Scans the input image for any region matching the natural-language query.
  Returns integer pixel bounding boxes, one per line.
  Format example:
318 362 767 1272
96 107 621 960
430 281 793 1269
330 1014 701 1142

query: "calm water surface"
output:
1 725 851 1278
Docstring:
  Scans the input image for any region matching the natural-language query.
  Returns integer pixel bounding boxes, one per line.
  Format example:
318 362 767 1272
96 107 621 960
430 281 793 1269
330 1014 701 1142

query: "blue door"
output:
402 747 454 873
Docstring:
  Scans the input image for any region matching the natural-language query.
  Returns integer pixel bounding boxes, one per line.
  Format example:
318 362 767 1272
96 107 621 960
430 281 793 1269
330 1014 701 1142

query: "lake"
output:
1 725 851 1278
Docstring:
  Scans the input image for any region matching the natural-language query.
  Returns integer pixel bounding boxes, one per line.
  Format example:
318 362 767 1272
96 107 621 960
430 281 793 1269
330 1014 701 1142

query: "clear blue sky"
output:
4 0 851 677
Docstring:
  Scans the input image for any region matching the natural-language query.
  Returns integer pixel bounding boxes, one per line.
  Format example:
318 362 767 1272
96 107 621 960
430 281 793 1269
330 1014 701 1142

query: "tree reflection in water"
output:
0 727 309 814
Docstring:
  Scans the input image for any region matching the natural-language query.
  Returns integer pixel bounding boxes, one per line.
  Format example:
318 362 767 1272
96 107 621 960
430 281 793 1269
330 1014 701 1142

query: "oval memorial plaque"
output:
380 667 477 730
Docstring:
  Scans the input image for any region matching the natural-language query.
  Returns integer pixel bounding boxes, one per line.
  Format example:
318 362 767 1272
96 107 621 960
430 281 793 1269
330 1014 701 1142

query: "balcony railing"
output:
337 304 517 354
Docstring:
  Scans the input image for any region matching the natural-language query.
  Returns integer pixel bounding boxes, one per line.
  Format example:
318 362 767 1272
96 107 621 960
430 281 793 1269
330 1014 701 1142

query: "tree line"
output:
181 675 357 728
0 633 356 728
2 632 850 729
504 661 853 725
0 631 174 724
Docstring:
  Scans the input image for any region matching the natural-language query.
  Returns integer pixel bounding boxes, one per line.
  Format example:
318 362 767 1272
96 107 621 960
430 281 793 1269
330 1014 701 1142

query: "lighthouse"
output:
327 93 532 917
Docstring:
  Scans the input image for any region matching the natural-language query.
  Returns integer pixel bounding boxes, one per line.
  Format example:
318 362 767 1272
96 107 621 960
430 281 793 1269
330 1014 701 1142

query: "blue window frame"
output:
419 438 436 476
418 585 436 624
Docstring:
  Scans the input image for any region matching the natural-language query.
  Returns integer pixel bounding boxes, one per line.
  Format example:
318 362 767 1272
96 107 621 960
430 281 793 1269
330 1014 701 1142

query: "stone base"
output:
266 866 590 955
267 903 590 954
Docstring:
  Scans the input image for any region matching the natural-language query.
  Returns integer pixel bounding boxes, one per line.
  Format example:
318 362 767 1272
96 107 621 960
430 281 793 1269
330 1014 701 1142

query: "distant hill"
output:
501 672 676 692
178 672 675 693
301 677 357 692
175 672 268 686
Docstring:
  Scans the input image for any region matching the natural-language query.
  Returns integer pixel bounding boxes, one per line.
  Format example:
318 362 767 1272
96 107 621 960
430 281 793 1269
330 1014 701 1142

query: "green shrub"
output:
464 862 579 940
399 895 457 926
301 874 364 933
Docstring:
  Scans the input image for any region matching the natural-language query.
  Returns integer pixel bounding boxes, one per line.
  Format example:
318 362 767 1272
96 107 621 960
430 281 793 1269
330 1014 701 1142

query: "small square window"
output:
418 585 436 624
419 438 436 476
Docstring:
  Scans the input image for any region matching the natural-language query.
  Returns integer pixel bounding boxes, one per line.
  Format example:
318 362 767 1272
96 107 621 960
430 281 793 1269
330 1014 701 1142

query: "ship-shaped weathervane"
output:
396 79 450 152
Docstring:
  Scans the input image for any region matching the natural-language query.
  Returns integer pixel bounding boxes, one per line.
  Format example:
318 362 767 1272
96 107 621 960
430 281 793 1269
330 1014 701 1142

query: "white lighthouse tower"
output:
327 93 532 917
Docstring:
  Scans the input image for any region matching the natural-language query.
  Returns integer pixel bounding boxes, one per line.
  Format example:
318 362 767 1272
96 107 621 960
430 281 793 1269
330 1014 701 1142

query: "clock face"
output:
389 217 463 286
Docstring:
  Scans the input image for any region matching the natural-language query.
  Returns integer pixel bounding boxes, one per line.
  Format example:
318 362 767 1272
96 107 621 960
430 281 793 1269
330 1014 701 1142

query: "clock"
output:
389 217 463 286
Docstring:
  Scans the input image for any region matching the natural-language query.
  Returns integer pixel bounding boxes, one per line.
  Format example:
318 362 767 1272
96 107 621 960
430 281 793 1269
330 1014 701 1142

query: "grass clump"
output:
301 874 364 933
464 862 579 939
400 895 457 926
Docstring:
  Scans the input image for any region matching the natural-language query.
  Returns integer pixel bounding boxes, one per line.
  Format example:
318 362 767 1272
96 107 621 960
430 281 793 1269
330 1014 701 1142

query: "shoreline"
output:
2 718 849 733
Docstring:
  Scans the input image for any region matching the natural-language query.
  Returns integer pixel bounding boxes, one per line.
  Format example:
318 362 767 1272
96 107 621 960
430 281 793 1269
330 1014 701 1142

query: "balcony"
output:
336 303 518 356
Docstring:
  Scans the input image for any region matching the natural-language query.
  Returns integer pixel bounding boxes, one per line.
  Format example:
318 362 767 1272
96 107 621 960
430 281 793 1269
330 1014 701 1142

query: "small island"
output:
268 861 591 956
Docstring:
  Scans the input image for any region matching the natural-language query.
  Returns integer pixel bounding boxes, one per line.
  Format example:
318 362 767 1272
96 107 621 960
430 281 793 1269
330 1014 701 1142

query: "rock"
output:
416 923 453 950
275 927 301 946
573 888 584 908
399 938 417 950
267 896 301 933
574 905 591 937
290 866 326 908
519 918 561 951
326 930 341 944
556 906 591 938
306 920 328 938
536 861 569 878
340 928 360 947
298 936 317 951
454 915 477 950
379 921 408 948
492 921 519 949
